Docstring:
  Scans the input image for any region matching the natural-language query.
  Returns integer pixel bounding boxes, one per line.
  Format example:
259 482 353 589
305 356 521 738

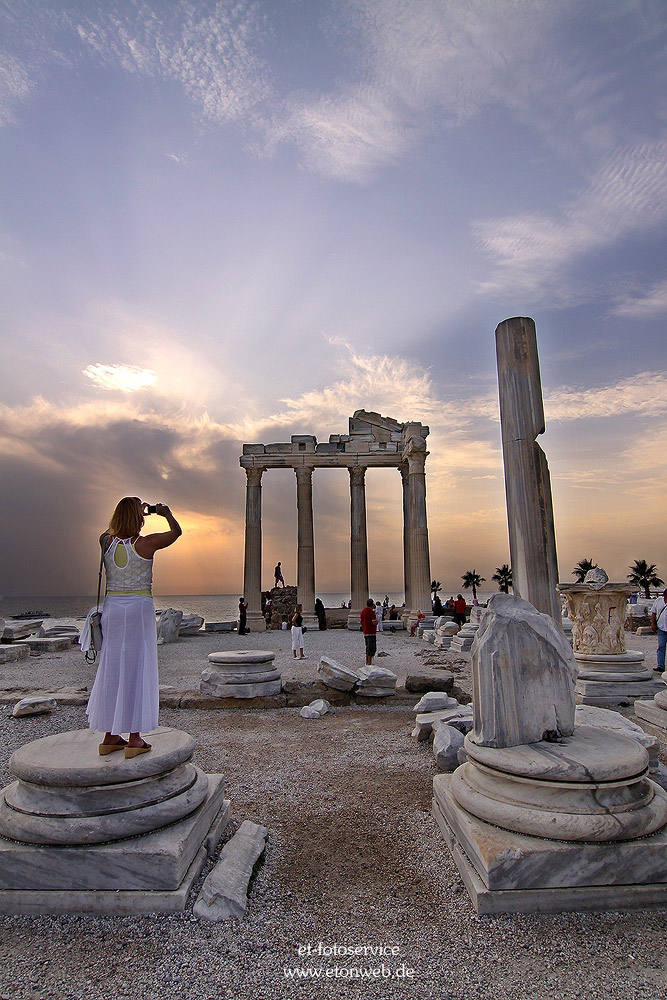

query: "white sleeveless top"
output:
104 537 153 595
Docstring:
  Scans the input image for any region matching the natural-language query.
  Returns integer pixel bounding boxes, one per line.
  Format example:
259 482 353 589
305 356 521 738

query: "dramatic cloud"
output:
474 140 667 304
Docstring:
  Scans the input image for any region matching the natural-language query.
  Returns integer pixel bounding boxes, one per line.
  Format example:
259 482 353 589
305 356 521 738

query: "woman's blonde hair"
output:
108 497 144 538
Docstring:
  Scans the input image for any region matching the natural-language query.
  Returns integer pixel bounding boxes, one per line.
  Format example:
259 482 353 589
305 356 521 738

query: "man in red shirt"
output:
454 594 467 627
360 598 378 665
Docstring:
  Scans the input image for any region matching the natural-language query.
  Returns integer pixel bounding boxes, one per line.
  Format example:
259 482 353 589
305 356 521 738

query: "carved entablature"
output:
240 410 429 470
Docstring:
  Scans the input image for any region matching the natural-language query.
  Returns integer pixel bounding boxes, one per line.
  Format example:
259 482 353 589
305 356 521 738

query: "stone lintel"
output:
240 453 405 470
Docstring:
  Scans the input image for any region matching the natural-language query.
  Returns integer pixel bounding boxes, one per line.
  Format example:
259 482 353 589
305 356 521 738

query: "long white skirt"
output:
86 595 159 734
291 625 304 651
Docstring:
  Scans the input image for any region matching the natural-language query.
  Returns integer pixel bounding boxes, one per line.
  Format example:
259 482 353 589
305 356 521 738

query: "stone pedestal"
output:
201 650 282 698
635 684 667 732
433 593 667 914
0 728 230 914
558 582 663 705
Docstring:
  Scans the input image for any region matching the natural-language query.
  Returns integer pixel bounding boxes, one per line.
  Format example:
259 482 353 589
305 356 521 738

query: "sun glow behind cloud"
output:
83 364 158 393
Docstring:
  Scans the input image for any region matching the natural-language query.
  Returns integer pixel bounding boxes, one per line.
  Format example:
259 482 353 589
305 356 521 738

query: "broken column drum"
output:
239 410 432 629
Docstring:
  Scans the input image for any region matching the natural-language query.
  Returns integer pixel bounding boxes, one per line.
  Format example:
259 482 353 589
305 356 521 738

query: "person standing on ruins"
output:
650 587 667 672
274 561 285 587
360 598 378 665
454 594 467 627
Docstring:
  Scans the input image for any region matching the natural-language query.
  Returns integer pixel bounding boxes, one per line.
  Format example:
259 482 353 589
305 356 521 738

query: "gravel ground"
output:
0 630 666 1000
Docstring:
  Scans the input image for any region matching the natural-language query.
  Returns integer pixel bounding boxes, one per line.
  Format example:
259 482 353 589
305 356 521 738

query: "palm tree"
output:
430 580 442 600
492 564 513 593
627 559 664 599
572 558 597 583
461 570 485 601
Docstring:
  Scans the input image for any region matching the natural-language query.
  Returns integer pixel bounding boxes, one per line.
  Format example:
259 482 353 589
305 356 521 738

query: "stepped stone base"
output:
635 698 667 732
433 774 667 915
0 728 231 915
575 676 665 706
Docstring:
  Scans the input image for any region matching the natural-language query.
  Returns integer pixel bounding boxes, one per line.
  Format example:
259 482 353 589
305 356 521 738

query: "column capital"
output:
295 466 313 484
349 465 367 485
406 452 428 476
245 466 265 487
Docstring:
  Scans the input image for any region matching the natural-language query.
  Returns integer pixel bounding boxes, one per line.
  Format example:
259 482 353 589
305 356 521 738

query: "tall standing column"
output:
348 465 369 629
295 466 317 627
242 466 266 632
400 465 411 615
405 446 432 622
495 316 560 621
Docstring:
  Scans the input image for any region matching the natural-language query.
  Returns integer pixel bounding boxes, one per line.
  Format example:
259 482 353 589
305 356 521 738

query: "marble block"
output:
413 692 459 713
575 704 659 771
194 820 268 921
0 645 30 663
471 593 576 747
200 677 282 698
356 664 397 691
317 656 360 691
201 667 280 686
634 698 667 732
15 637 72 652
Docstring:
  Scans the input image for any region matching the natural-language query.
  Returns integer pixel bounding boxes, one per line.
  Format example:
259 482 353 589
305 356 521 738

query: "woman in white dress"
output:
87 497 182 757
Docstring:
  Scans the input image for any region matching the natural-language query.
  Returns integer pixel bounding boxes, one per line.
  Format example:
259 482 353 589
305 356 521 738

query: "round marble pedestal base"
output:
574 650 651 682
451 726 667 842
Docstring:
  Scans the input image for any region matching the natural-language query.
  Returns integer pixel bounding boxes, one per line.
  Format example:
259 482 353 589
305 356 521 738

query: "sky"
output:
1 0 666 599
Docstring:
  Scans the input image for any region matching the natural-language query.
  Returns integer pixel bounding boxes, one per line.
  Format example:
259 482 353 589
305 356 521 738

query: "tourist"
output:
360 598 378 665
383 594 389 608
238 596 248 635
410 610 425 636
388 604 398 620
291 604 305 658
454 594 467 627
433 594 444 615
87 497 182 757
650 587 667 673
376 601 384 632
315 597 327 630
274 561 285 587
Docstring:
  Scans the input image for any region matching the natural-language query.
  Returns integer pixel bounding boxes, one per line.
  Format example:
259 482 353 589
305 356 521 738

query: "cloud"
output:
83 364 157 392
611 277 667 318
474 140 667 303
544 371 667 421
256 0 654 182
0 51 33 126
74 0 272 126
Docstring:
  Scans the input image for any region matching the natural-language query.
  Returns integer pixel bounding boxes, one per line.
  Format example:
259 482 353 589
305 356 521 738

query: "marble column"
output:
348 465 369 629
242 467 266 632
400 465 411 616
405 448 432 623
295 466 317 627
495 316 560 622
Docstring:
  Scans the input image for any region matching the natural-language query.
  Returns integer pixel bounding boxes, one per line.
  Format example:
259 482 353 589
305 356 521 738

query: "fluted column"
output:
348 465 369 629
295 466 317 627
242 466 266 631
405 449 431 623
400 464 411 617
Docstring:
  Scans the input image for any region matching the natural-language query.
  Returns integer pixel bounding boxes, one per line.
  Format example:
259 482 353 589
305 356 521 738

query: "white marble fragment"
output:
412 691 459 713
433 725 465 771
471 593 577 748
194 820 268 921
299 699 333 719
12 697 57 718
156 608 183 645
317 656 360 691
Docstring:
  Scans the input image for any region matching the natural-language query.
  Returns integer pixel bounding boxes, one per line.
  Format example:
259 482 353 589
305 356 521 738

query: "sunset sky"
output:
1 0 666 598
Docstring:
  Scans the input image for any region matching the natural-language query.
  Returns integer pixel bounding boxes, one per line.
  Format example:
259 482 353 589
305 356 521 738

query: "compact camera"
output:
144 503 157 514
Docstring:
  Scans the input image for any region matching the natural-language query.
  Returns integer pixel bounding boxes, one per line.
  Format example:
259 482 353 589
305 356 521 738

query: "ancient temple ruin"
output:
239 410 431 630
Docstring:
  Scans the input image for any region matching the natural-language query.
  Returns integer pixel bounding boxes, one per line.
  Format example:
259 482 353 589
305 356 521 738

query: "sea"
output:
0 590 498 623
